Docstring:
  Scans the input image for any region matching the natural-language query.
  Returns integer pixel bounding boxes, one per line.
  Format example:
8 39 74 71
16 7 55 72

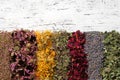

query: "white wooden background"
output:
0 0 120 32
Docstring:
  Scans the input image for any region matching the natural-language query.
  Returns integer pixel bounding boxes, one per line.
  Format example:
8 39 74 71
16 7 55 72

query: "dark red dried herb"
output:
9 29 37 80
67 30 88 80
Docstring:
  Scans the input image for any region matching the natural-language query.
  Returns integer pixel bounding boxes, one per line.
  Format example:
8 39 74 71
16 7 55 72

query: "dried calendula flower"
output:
35 31 56 80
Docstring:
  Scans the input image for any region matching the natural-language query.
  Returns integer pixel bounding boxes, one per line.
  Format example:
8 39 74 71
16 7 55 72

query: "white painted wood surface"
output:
0 0 120 32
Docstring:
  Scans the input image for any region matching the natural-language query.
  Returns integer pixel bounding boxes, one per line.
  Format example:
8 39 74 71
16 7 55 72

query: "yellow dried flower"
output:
35 31 56 80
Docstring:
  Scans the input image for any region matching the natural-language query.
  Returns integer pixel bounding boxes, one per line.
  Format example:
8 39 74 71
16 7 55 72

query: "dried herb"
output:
0 31 13 80
85 32 104 80
35 31 56 80
67 30 88 80
101 30 120 80
52 31 71 80
9 30 37 80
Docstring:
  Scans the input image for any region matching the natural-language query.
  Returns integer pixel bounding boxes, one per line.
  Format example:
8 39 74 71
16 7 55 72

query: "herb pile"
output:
35 31 56 80
9 30 37 80
0 31 13 80
52 31 70 80
0 29 120 80
101 30 120 80
67 30 88 80
85 32 104 80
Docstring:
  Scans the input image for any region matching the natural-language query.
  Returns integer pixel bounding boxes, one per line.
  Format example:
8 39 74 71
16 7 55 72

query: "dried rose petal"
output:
67 30 88 80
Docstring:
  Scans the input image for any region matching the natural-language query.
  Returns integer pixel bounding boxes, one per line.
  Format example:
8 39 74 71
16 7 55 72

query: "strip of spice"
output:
84 32 104 80
52 31 70 80
35 31 56 80
101 31 120 80
0 31 13 80
67 30 88 80
85 32 104 80
9 30 37 80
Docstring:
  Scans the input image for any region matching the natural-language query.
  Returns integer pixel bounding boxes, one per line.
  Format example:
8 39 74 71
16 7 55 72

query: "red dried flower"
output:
67 30 88 80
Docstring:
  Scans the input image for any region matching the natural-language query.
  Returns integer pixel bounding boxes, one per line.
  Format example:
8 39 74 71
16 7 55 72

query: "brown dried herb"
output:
0 31 13 80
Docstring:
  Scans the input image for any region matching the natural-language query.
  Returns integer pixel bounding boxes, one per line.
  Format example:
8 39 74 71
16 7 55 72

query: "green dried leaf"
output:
102 30 120 80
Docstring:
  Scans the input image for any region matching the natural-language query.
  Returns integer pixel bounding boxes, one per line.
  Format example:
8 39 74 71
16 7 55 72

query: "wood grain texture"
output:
0 0 120 32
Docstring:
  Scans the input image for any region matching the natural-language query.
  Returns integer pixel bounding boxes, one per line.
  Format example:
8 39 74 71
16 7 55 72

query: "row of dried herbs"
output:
0 32 13 80
101 30 120 80
67 30 88 80
85 32 104 80
9 30 37 80
1 30 120 80
35 31 56 80
52 31 71 80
